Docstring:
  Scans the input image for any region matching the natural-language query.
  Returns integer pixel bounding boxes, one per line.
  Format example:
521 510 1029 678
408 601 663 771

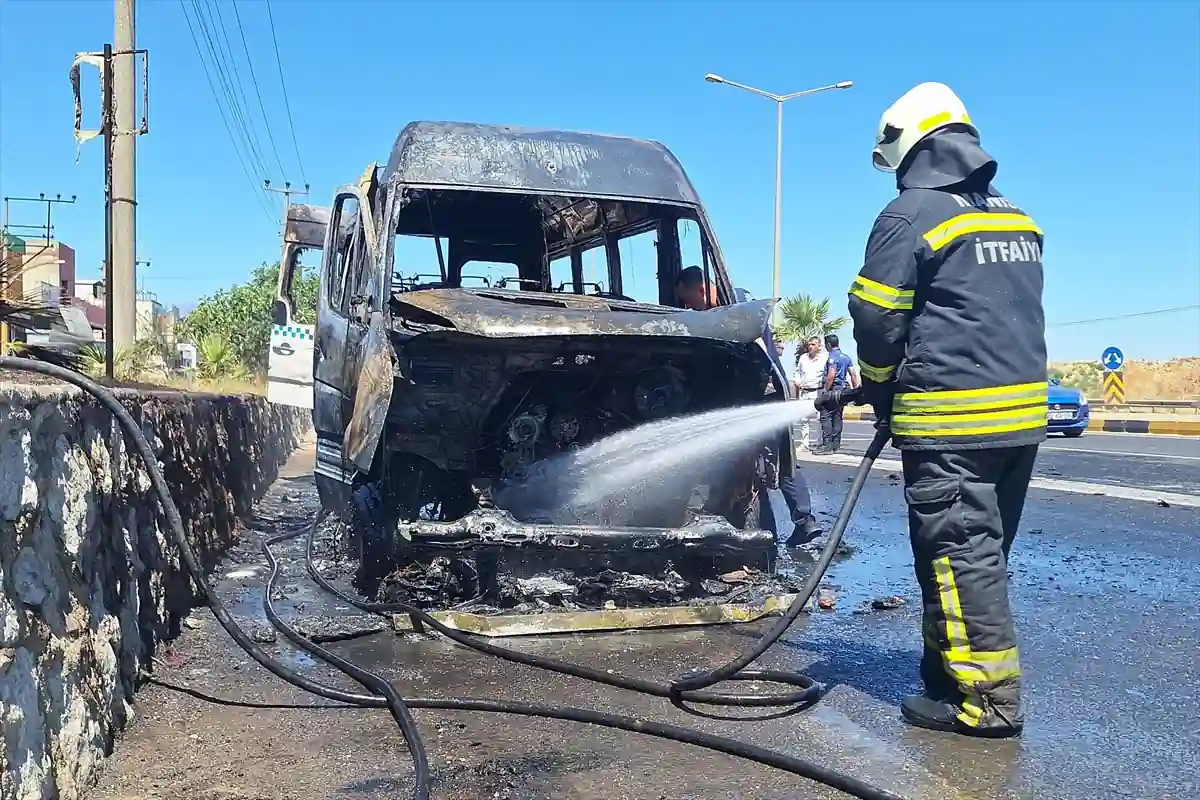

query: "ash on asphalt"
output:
90 443 1199 800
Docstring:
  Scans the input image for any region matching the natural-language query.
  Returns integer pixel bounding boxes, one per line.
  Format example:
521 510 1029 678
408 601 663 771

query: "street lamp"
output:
704 74 853 301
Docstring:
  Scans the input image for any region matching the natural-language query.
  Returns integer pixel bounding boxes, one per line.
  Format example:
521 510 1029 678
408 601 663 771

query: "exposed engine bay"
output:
347 326 785 600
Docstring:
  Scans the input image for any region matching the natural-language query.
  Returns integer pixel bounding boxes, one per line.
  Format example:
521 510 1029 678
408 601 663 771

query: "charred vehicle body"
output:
268 122 797 613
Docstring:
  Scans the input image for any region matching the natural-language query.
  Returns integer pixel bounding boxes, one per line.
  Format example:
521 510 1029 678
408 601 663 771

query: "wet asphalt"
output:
93 439 1200 800
833 420 1200 495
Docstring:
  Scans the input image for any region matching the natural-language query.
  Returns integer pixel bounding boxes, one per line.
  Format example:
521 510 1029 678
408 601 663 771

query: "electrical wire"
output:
264 0 309 186
178 0 275 222
229 0 288 180
207 0 274 174
1048 304 1200 328
0 356 904 800
188 0 272 181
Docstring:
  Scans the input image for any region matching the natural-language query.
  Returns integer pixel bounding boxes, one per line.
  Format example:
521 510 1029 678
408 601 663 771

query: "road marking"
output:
840 421 1200 442
1039 446 1200 461
828 435 1200 462
796 450 1200 508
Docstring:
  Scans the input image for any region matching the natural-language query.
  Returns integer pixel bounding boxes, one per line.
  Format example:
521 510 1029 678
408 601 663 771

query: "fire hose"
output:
0 357 900 800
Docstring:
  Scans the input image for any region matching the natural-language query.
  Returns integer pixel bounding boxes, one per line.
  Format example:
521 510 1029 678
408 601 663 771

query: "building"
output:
73 280 183 343
6 238 75 307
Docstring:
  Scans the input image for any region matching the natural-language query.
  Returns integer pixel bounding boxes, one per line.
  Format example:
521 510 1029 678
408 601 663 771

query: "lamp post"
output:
704 74 853 302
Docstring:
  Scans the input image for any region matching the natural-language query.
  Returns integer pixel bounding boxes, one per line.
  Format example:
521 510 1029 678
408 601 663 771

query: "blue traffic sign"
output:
1101 346 1124 371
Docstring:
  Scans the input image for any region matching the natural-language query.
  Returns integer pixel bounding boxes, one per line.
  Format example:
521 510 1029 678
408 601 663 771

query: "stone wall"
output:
0 387 310 800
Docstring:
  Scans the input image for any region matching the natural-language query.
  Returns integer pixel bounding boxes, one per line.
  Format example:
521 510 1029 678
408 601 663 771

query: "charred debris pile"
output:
373 553 813 615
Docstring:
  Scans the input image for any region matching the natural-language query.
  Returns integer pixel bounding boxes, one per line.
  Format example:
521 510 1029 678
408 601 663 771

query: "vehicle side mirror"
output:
271 299 288 326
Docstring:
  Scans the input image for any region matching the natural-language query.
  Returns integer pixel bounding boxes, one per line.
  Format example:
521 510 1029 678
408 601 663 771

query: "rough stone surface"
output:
0 386 309 800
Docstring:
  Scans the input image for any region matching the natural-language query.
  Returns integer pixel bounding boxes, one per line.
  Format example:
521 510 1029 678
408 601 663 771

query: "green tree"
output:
773 294 850 364
180 261 318 374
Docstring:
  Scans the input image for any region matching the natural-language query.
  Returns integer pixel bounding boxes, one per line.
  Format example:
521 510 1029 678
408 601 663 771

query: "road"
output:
813 419 1200 497
91 439 1199 800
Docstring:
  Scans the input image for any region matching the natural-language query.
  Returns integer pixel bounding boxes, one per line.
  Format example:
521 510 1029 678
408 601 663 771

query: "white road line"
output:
796 450 1200 508
840 421 1200 442
1038 446 1200 461
830 431 1200 461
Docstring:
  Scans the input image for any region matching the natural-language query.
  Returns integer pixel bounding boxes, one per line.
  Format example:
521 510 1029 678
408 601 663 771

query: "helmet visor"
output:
872 149 896 172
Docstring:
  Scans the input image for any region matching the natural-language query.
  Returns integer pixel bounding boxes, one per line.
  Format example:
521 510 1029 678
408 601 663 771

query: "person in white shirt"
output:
793 337 829 449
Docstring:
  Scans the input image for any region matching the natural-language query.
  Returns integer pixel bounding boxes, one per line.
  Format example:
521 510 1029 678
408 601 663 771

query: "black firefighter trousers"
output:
901 444 1038 733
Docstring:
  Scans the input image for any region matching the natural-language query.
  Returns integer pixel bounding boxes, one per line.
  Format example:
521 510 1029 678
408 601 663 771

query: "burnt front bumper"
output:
395 507 774 554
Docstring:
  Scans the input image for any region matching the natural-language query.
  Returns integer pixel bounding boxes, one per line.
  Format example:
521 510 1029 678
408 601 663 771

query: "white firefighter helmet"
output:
872 82 977 172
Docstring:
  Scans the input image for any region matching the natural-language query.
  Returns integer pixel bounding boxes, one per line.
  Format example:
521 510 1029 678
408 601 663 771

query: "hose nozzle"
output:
813 387 861 413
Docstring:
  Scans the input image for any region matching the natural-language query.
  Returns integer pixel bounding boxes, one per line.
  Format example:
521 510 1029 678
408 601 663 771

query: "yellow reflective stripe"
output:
849 275 915 311
894 382 1048 414
918 111 952 132
892 407 1047 438
934 557 1023 689
894 381 1048 405
894 395 1046 415
933 557 968 650
858 359 896 383
958 700 984 727
923 212 1043 252
945 648 1022 685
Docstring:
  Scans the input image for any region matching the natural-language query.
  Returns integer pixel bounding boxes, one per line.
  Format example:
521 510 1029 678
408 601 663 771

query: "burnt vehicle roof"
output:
382 121 704 205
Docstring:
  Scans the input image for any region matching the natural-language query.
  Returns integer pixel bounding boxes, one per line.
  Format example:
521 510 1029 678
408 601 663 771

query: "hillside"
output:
1050 357 1200 401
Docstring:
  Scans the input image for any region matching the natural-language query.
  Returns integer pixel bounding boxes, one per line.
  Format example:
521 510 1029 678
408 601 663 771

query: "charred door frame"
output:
314 182 385 509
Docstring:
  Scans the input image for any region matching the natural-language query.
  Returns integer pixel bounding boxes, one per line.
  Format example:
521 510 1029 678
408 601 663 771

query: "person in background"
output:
814 333 857 454
792 337 828 450
760 326 823 545
675 265 720 311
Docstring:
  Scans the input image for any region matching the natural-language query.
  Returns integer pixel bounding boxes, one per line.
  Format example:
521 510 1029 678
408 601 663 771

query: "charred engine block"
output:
493 359 690 486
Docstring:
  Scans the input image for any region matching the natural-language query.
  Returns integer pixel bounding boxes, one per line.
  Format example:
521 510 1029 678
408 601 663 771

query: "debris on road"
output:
816 587 837 610
375 557 810 616
870 595 906 610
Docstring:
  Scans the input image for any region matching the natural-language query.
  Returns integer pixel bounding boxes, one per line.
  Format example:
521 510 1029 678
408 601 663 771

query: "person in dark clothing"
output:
814 334 856 454
850 82 1046 738
759 322 822 545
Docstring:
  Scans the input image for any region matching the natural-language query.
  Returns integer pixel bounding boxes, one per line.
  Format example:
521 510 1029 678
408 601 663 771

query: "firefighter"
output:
849 82 1046 737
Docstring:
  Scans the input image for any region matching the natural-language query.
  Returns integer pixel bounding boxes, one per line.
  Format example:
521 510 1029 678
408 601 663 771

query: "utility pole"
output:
1 193 77 356
264 180 310 234
103 42 116 378
69 9 146 378
112 0 138 354
1 193 78 244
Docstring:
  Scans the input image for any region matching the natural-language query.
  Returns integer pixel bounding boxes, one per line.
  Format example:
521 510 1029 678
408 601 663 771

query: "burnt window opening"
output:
389 187 727 306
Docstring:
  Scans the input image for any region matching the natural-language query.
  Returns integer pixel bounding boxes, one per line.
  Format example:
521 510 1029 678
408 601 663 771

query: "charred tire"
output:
350 483 396 596
727 477 773 534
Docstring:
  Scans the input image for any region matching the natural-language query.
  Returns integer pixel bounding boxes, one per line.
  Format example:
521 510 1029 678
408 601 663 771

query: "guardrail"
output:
1086 399 1200 414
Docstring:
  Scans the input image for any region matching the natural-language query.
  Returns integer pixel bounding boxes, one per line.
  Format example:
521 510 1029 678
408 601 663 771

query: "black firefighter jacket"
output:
849 129 1048 451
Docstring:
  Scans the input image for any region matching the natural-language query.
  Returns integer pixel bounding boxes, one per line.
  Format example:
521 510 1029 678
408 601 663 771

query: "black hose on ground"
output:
0 357 902 800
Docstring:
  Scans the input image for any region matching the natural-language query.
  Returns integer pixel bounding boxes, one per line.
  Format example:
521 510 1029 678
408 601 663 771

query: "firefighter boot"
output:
901 680 1024 738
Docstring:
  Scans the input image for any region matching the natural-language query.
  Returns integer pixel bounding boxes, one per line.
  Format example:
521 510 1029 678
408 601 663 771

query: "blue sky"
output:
1 0 1198 362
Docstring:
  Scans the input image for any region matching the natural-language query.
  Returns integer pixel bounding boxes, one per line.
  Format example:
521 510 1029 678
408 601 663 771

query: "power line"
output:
1049 304 1200 328
204 0 275 180
189 0 272 182
230 0 287 180
264 0 308 185
183 0 266 183
179 0 274 221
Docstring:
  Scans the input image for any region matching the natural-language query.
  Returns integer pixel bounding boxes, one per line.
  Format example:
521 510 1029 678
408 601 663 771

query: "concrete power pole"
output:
264 180 310 234
112 0 138 351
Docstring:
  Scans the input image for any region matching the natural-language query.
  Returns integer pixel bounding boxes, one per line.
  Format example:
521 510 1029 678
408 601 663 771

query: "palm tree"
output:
773 294 850 366
196 332 248 380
